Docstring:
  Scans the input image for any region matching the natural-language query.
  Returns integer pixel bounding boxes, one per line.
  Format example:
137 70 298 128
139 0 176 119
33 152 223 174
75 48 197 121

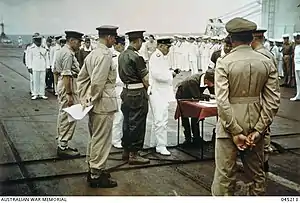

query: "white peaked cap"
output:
282 33 290 38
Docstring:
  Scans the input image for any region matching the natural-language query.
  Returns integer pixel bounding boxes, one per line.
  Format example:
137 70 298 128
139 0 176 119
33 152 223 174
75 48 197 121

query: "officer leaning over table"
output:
175 69 215 148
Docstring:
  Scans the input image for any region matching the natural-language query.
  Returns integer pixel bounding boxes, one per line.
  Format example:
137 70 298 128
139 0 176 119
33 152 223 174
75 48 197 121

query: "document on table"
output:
62 104 93 122
198 99 217 108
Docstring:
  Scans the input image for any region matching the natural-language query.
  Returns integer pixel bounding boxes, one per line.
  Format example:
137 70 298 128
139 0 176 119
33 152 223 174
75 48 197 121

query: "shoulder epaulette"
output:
256 49 271 59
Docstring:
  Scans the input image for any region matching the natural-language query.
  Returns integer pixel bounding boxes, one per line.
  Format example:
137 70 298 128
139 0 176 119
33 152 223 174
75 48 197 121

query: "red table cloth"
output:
174 100 218 120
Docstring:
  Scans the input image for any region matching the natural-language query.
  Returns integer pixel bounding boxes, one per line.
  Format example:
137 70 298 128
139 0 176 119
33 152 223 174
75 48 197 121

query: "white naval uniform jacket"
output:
149 49 175 103
27 44 50 71
112 49 123 97
295 44 300 71
50 44 61 71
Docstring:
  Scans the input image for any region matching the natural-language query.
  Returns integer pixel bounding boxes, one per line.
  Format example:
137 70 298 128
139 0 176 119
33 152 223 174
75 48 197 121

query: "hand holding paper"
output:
63 104 93 122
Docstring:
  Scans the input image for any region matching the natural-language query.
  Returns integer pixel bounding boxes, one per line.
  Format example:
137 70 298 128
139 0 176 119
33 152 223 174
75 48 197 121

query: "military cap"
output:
269 38 275 42
115 35 125 45
32 33 40 38
202 35 209 39
55 35 62 40
33 34 42 39
252 28 267 37
275 38 283 43
65 31 84 40
126 30 146 42
188 36 196 40
282 33 290 38
59 36 66 42
157 37 173 46
293 32 300 37
225 17 257 34
149 34 155 39
96 25 118 36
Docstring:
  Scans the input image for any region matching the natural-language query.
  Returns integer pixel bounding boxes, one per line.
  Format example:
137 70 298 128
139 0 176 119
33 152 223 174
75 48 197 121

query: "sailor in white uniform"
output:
187 36 198 74
50 35 63 95
111 36 126 148
25 33 40 96
27 35 50 100
290 33 300 101
275 39 284 78
148 37 180 155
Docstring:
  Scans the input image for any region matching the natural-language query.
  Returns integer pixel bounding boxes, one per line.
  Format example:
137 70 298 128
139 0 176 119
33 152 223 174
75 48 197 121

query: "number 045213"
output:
281 197 299 202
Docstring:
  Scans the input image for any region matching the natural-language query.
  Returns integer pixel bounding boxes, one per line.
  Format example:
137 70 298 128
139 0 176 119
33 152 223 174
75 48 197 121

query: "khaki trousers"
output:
264 128 271 162
211 137 266 196
56 78 78 147
87 112 114 175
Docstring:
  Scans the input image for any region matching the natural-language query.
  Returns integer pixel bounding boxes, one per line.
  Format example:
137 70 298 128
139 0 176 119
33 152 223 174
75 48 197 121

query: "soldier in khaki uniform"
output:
251 28 278 173
77 26 119 188
211 18 280 196
281 34 294 87
55 31 84 158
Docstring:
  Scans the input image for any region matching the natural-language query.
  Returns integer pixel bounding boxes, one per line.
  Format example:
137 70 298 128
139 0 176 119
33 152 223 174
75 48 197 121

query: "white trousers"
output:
112 97 123 145
29 73 33 93
32 70 46 96
149 94 169 149
189 60 198 75
294 70 300 99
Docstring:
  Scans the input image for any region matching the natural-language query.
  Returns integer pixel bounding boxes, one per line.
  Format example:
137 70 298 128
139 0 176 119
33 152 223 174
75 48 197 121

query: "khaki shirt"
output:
54 44 80 77
215 45 280 138
118 46 148 84
255 44 277 67
77 43 117 114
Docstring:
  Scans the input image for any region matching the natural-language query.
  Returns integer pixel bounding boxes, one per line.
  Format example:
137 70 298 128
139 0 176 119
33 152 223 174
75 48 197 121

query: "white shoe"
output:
55 92 58 96
290 97 300 101
113 143 123 149
31 96 38 100
40 96 48 99
156 147 171 156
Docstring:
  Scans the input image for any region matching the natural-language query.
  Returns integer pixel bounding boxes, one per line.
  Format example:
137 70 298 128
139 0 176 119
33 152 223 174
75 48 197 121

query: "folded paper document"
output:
63 104 93 122
198 100 217 108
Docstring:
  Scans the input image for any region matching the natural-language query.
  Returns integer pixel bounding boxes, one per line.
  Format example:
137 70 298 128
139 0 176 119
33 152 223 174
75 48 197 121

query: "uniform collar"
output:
128 45 138 52
232 45 251 52
97 42 109 50
254 44 264 51
83 46 92 52
65 44 75 55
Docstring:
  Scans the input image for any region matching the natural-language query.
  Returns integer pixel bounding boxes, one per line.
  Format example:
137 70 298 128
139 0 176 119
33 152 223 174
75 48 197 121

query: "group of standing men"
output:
22 16 298 194
43 24 183 188
168 35 224 75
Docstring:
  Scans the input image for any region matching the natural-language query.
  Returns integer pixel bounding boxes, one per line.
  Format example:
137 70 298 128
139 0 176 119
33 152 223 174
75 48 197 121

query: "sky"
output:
0 0 262 35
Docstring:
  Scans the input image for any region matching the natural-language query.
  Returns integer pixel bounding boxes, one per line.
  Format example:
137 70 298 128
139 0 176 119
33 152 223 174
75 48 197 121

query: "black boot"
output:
264 161 269 172
128 151 150 165
192 136 204 148
180 139 192 148
122 150 129 161
89 172 117 188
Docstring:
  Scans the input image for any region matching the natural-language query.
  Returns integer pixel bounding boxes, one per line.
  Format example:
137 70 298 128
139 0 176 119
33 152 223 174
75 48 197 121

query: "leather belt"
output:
229 96 260 104
124 83 144 89
56 73 77 78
